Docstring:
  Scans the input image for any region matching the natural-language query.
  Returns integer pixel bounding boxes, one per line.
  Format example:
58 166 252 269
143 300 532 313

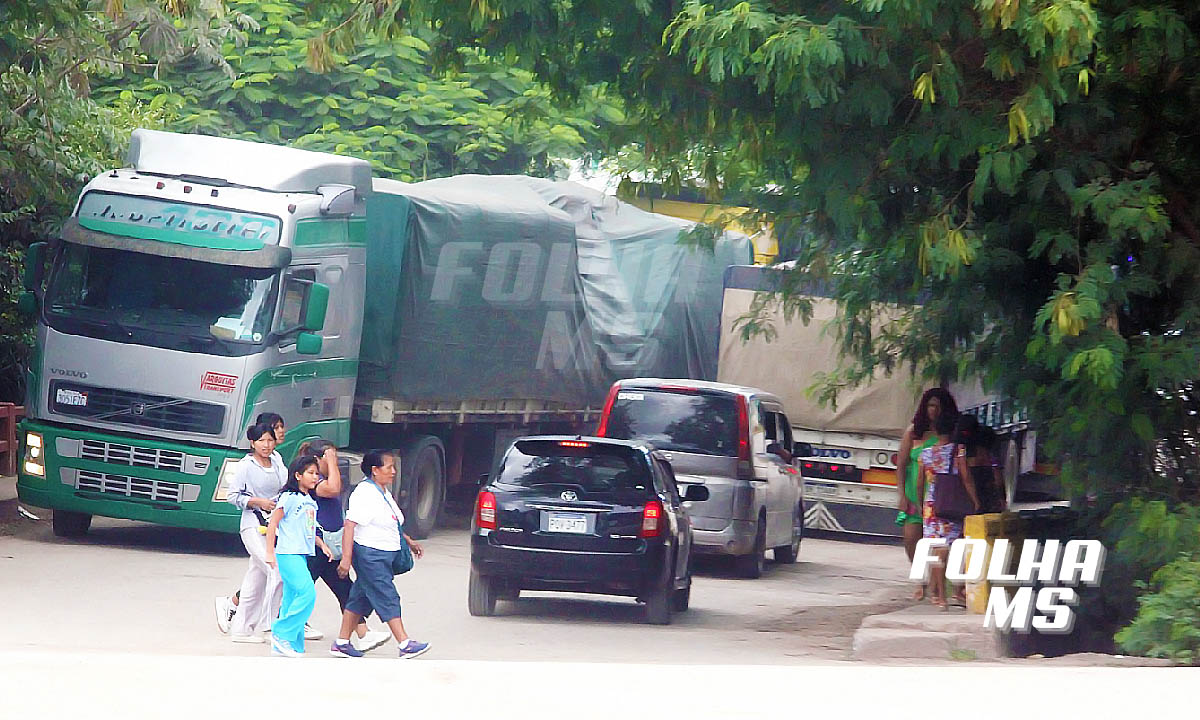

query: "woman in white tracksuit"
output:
225 422 288 642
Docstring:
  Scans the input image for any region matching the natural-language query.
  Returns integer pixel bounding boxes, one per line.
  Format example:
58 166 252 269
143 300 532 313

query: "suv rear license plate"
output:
547 512 588 534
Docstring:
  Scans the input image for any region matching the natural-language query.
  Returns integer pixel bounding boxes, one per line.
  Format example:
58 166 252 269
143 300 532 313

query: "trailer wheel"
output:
397 436 445 539
52 510 91 538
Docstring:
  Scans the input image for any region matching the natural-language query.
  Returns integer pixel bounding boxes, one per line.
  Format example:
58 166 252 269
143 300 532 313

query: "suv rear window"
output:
498 441 652 494
604 389 739 456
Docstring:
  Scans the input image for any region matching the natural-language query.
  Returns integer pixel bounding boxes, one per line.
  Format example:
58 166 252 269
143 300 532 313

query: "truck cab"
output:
17 129 367 536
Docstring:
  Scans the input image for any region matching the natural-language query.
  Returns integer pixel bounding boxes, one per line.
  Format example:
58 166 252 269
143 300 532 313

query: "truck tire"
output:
468 568 498 617
734 516 767 579
52 510 91 538
397 436 445 539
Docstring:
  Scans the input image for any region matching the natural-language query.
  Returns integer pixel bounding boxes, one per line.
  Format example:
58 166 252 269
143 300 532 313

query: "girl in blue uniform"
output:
265 455 327 657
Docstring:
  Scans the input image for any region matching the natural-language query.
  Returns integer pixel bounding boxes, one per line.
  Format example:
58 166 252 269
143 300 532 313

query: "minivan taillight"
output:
595 383 621 436
640 500 664 538
477 491 497 530
736 394 751 462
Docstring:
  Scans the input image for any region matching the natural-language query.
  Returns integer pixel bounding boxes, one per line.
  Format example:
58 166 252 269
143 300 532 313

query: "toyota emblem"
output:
560 491 578 501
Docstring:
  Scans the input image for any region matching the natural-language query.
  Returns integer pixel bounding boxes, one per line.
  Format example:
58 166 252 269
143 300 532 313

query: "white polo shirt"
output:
345 480 405 551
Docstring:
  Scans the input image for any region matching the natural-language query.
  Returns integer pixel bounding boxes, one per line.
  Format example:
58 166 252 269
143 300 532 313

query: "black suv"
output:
468 436 709 624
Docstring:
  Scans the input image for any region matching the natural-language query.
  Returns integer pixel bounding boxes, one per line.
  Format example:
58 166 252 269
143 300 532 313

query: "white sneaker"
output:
304 623 324 640
214 596 235 635
231 633 264 644
271 636 302 658
351 630 391 653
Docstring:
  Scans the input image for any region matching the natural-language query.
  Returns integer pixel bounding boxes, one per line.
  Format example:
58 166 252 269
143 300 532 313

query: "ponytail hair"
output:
283 455 320 495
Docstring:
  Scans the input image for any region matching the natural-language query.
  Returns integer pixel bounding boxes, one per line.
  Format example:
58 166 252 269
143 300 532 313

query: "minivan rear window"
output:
498 441 652 494
604 389 739 456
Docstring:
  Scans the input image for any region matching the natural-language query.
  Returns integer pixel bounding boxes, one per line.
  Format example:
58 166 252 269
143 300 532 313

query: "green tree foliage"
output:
97 0 622 180
0 0 238 401
419 0 1200 506
1115 557 1200 661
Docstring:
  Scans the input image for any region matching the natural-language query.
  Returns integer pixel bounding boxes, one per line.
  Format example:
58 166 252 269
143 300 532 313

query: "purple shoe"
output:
397 639 430 659
330 640 364 658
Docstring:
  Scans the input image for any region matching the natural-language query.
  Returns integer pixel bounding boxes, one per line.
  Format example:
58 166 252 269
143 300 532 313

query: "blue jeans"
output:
274 554 316 652
345 544 402 622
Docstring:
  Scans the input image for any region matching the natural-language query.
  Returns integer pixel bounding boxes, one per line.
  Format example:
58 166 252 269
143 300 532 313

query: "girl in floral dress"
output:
917 419 979 607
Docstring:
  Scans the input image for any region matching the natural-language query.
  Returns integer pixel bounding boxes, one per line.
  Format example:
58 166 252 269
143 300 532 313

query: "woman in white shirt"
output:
224 422 287 642
330 450 430 659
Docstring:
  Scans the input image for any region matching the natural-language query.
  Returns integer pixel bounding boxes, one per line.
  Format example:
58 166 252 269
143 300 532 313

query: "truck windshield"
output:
44 243 278 354
604 389 739 456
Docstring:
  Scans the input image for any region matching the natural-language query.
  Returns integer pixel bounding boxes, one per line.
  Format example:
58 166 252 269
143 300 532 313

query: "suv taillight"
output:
640 500 664 538
595 383 620 436
477 491 497 530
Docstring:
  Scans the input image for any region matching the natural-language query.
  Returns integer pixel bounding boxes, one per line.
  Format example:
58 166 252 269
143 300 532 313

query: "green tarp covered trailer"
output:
357 175 752 418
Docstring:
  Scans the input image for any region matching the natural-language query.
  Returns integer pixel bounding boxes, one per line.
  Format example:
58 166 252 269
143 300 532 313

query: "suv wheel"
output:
735 518 766 579
644 580 672 625
467 568 498 617
671 585 691 612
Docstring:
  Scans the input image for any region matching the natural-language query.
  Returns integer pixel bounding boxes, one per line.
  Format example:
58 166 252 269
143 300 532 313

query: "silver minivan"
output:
596 378 805 578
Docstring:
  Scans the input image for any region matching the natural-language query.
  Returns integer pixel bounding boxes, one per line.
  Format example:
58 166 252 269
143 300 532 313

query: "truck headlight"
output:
23 431 45 477
213 457 240 501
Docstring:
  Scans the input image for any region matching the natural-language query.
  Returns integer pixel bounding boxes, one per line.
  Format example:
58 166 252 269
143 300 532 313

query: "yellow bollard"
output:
964 514 991 613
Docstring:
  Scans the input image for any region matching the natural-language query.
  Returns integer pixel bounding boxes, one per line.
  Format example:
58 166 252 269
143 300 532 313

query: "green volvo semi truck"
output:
16 130 748 538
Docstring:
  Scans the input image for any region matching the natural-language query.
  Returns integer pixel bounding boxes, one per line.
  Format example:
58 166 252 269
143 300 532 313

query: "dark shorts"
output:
345 543 402 623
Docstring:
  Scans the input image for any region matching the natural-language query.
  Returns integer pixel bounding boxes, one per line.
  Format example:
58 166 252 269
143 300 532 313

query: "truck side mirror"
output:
317 184 357 216
296 332 323 355
303 282 329 332
23 242 47 291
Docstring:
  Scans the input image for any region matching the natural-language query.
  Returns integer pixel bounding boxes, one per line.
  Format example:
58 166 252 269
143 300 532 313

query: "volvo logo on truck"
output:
50 367 88 379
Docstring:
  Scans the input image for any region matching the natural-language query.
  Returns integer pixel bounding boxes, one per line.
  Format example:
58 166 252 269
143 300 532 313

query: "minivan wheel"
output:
735 519 766 579
52 510 91 538
645 580 673 625
467 568 498 617
773 505 803 564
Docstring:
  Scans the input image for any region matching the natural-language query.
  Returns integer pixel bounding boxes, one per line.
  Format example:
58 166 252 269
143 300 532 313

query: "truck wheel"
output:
468 568 498 617
773 504 803 564
52 510 91 538
398 436 445 539
735 517 766 579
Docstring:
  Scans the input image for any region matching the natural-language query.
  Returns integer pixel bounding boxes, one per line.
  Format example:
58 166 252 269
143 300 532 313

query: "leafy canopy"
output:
96 0 623 180
419 0 1200 502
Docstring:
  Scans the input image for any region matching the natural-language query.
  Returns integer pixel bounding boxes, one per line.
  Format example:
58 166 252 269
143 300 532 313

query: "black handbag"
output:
932 445 975 521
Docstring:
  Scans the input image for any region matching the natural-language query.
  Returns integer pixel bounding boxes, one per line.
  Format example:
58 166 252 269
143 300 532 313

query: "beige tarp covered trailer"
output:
717 272 922 440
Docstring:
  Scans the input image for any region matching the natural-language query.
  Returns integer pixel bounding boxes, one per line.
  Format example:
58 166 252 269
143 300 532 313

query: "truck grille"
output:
49 380 225 436
70 469 200 503
81 439 185 472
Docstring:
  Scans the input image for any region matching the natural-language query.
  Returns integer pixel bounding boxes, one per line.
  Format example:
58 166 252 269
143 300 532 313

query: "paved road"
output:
0 492 912 664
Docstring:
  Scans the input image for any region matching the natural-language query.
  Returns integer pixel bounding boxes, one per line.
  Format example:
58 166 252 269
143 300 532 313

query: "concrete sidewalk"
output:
852 603 1003 661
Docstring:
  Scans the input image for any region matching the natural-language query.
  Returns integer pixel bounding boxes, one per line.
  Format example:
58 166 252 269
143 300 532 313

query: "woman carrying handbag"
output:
917 415 981 608
330 449 431 659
